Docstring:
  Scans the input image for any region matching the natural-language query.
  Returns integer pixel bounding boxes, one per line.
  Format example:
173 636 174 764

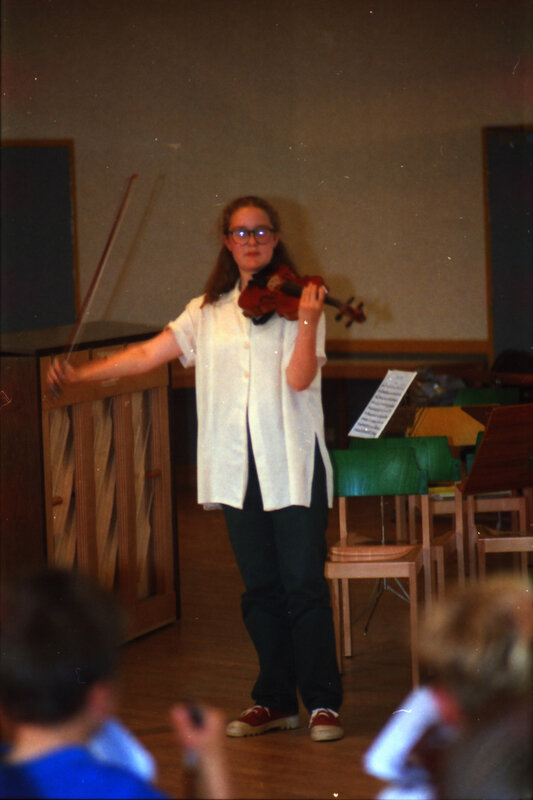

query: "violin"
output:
238 263 366 327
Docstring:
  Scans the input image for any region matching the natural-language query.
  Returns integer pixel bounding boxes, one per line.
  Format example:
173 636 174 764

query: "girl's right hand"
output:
47 359 78 395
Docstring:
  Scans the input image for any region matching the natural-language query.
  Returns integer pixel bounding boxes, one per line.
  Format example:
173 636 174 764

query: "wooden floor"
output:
117 489 456 799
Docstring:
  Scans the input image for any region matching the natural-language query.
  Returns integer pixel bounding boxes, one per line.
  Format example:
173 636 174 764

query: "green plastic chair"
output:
333 446 428 496
348 435 461 482
326 447 433 686
348 436 465 585
453 386 520 406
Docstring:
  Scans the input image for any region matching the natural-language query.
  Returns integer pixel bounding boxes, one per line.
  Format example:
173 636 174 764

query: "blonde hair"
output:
419 575 532 717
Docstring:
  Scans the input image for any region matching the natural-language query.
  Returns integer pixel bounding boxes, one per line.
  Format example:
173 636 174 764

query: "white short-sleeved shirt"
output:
167 284 333 511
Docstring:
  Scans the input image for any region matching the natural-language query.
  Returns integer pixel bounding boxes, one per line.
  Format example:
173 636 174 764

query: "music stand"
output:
348 371 424 630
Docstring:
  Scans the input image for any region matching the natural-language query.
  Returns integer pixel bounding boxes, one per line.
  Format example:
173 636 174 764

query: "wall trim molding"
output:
325 339 491 356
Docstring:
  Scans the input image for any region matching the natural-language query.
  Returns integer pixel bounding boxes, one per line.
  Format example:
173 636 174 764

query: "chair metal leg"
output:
361 577 410 635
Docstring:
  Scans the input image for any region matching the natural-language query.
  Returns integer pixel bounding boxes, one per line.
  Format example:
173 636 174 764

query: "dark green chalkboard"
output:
484 127 533 360
1 142 77 334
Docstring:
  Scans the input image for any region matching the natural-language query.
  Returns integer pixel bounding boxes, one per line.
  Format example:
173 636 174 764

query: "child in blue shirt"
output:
0 568 229 799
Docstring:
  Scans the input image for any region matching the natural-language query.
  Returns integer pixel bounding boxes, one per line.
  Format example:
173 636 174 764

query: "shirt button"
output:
243 370 249 378
243 341 250 349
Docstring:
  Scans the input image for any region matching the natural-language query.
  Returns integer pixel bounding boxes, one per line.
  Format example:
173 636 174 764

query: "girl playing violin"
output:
48 195 343 742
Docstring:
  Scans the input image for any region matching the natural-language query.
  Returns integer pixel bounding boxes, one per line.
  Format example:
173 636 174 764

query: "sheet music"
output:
348 370 417 439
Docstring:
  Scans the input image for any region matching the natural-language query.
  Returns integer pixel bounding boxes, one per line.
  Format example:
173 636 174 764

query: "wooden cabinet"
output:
1 323 178 639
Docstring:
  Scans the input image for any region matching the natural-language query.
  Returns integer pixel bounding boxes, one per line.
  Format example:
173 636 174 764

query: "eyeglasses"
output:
227 227 275 245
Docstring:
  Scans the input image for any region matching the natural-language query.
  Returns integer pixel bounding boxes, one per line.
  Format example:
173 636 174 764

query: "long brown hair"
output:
202 196 297 305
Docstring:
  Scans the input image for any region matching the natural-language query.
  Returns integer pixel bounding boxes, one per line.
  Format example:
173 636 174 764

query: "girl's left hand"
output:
298 282 326 329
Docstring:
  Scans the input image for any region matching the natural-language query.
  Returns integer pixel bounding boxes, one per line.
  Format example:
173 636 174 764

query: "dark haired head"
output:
0 568 124 724
202 195 296 304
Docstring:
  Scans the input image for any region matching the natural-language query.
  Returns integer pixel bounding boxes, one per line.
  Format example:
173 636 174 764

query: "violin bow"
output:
62 173 139 364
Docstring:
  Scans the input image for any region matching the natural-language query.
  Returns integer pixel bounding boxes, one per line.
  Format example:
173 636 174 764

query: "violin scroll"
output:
333 296 366 327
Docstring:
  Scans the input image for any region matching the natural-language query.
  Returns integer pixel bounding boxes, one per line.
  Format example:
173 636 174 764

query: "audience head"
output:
419 574 532 717
0 567 124 726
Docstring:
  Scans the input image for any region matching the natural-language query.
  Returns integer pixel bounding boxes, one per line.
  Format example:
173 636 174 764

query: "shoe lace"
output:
309 707 339 725
243 705 269 718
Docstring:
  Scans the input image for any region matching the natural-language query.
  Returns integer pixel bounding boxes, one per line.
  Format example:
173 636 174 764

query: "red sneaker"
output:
309 708 344 742
226 705 300 737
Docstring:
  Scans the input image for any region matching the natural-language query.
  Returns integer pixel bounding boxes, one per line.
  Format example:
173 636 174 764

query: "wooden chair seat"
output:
330 539 416 562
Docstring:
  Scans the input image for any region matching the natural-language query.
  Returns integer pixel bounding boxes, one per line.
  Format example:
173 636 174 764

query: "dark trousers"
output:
222 440 342 714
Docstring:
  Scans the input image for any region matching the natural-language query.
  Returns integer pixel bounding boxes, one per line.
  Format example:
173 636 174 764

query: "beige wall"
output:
2 0 531 342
